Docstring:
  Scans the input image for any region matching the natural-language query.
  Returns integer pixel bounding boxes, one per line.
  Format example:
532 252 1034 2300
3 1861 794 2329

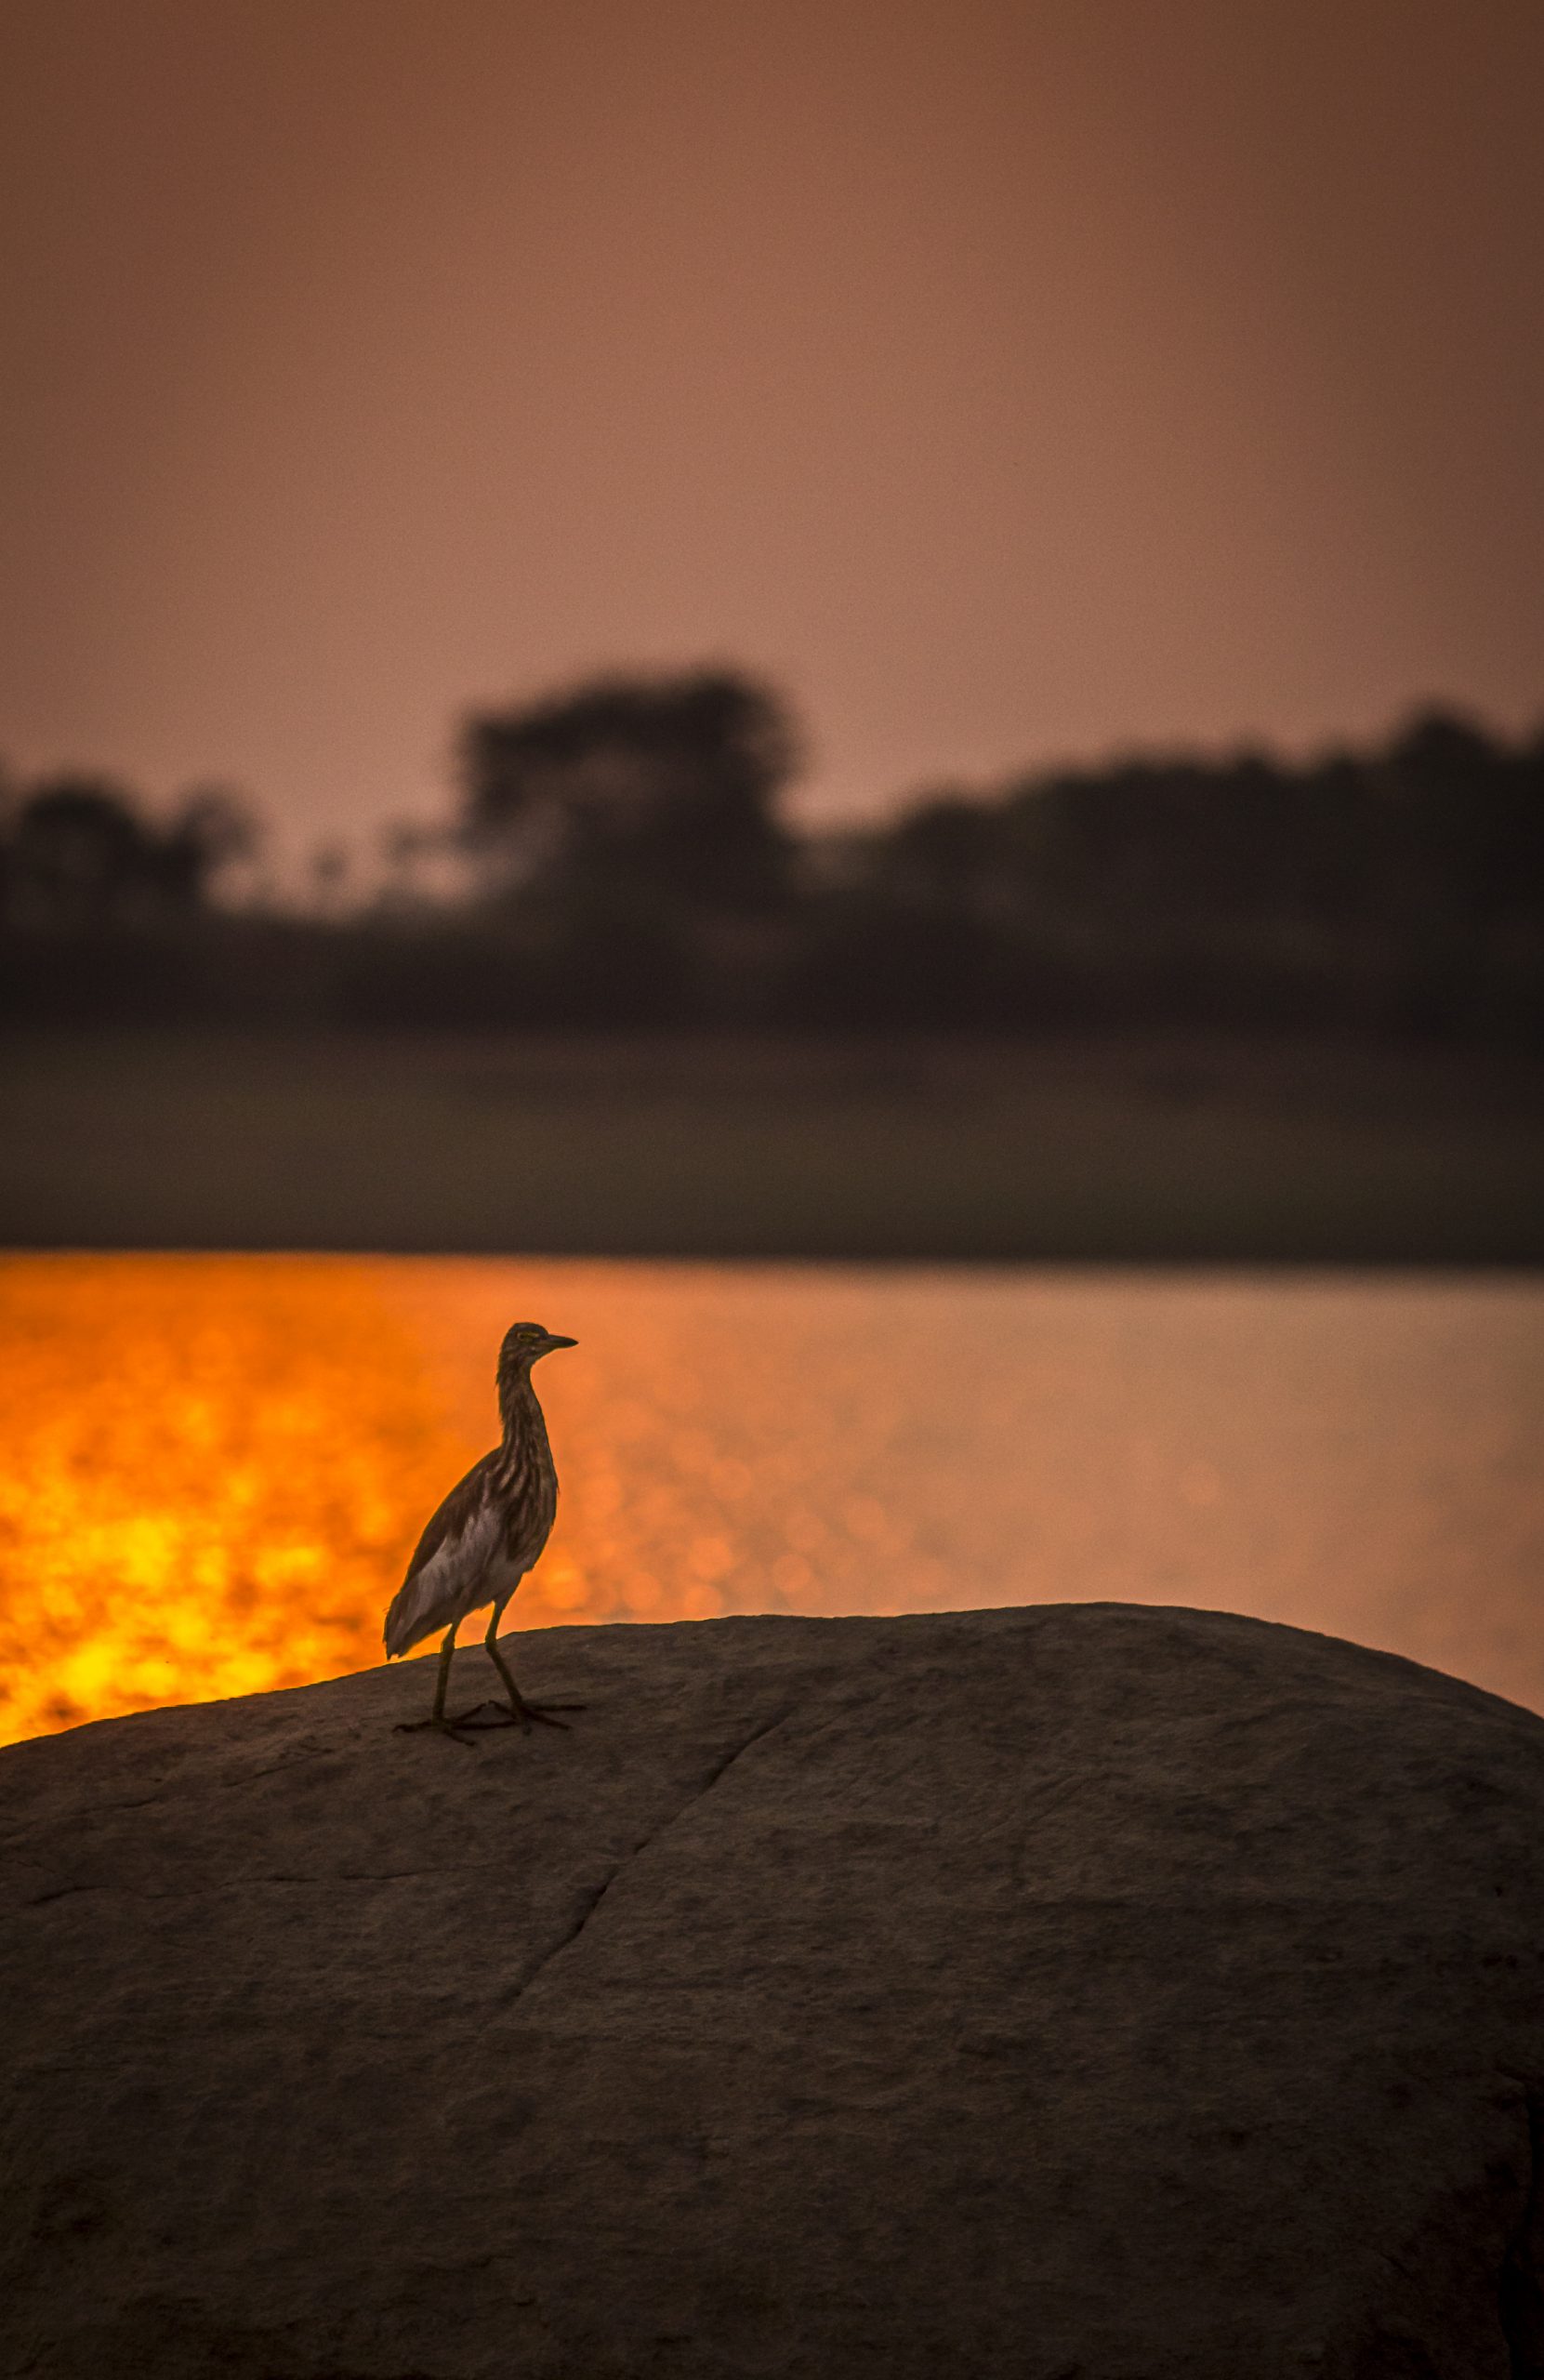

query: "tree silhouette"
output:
459 668 800 919
7 779 157 930
3 691 1539 1041
156 787 259 910
3 776 258 932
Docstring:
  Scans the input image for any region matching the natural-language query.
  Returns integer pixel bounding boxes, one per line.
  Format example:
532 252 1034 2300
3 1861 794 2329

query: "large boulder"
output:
3 1603 1543 2379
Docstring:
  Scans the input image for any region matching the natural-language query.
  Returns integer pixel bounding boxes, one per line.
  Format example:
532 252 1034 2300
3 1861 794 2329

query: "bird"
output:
385 1320 583 1742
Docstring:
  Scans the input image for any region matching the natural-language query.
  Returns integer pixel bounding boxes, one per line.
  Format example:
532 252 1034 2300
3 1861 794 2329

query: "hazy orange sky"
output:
2 0 1540 868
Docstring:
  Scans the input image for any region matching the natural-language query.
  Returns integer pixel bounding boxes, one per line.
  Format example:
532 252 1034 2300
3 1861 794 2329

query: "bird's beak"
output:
542 1333 577 1351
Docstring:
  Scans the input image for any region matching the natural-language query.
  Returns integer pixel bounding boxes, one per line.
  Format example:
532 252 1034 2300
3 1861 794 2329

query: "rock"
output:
3 1602 1543 2379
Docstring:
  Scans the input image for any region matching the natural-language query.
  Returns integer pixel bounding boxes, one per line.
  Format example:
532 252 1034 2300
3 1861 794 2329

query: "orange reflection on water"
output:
5 1253 1542 1743
0 1258 477 1745
0 1252 945 1743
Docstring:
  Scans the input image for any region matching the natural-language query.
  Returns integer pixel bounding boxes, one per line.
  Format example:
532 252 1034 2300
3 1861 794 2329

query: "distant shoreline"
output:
4 1026 1542 1264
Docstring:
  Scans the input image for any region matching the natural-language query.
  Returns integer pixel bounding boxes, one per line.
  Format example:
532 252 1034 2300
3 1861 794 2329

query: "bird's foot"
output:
452 1698 587 1732
393 1715 480 1747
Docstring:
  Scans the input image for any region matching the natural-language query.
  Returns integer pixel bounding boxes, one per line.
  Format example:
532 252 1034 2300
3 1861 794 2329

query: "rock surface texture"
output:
4 1602 1544 2379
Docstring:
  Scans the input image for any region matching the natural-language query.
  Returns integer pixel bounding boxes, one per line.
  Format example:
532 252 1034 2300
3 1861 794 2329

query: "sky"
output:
1 0 1541 877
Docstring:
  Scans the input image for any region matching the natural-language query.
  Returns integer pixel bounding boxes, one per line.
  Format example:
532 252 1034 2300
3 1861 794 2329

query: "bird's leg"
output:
455 1603 587 1731
394 1620 478 1745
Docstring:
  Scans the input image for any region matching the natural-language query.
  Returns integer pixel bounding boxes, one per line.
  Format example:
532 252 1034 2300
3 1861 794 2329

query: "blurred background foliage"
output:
2 667 1541 1046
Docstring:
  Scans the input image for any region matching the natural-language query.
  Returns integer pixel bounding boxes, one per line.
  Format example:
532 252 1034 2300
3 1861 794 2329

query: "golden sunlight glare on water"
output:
2 1252 1541 1743
0 1259 475 1742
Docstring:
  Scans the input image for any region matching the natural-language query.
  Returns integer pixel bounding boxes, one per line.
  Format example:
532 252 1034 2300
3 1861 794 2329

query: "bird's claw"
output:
394 1716 480 1748
451 1699 587 1732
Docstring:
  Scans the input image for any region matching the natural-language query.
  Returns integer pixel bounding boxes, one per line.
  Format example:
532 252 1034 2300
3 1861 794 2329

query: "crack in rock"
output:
0 1742 368 1844
505 1707 792 2003
19 1865 515 1911
12 1713 787 1918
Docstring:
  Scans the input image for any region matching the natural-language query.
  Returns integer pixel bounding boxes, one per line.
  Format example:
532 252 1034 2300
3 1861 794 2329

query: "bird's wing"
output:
383 1449 503 1658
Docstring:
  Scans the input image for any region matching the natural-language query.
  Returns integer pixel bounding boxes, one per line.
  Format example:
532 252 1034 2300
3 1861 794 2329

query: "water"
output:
1 1253 1539 1744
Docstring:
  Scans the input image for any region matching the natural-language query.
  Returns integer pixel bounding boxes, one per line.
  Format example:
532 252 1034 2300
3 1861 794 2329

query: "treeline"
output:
3 670 1542 1040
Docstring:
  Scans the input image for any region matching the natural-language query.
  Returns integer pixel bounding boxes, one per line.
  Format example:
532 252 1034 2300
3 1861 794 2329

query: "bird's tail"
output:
383 1572 444 1660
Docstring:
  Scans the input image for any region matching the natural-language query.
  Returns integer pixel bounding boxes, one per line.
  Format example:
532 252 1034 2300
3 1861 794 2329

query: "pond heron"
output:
385 1321 583 1742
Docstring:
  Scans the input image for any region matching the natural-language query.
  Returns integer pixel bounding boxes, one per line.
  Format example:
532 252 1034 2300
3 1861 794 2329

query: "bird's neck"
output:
497 1370 551 1462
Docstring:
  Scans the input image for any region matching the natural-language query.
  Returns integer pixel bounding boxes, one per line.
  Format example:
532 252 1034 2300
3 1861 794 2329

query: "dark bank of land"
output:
4 1027 1543 1262
6 679 1542 1258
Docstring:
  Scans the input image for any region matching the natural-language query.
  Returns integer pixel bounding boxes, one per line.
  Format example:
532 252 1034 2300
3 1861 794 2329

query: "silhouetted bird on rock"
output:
385 1321 583 1743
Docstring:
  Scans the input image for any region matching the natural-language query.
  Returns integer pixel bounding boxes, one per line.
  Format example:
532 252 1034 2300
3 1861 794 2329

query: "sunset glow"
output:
2 5 1540 853
0 1259 475 1741
3 1254 1542 1744
0 1253 940 1743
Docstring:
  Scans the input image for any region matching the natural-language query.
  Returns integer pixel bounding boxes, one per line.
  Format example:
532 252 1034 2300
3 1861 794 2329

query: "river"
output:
1 1253 1538 1742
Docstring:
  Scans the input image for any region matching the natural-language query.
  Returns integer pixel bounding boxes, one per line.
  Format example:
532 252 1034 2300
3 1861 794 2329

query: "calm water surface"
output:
1 1253 1539 1743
